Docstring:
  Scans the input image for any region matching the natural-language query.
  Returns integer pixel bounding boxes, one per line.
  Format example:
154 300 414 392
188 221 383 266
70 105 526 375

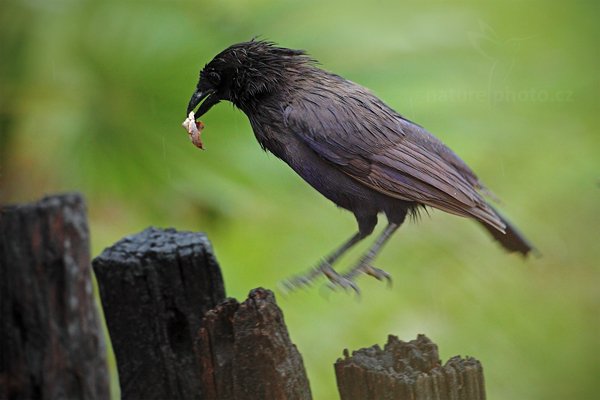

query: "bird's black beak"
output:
186 88 219 119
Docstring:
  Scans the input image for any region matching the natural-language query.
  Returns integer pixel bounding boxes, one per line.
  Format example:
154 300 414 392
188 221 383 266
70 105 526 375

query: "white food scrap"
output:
181 111 205 149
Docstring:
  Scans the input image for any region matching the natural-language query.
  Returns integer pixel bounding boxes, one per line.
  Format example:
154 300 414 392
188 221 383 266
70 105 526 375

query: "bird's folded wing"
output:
285 90 505 232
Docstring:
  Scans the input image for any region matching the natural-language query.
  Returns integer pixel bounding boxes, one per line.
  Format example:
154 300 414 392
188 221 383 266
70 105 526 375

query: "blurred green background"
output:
1 0 598 398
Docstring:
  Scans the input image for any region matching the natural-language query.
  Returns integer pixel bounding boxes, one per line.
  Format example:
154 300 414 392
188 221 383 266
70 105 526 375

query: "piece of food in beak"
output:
181 111 205 149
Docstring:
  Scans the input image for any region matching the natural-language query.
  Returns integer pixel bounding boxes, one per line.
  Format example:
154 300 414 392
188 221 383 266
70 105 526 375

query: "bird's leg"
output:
282 231 366 291
340 222 400 285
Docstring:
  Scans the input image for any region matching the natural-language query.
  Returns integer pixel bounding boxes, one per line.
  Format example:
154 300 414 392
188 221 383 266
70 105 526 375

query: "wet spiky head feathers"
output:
200 40 314 107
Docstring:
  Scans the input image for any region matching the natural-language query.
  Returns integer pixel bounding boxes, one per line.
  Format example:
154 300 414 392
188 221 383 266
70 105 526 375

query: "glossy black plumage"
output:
186 40 533 289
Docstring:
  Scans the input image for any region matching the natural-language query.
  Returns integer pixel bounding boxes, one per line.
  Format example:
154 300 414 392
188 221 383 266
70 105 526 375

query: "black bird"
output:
186 40 533 291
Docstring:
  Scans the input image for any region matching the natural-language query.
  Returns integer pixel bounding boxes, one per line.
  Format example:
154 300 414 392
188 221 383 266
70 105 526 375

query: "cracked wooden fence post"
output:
197 288 312 400
0 193 109 399
335 334 486 400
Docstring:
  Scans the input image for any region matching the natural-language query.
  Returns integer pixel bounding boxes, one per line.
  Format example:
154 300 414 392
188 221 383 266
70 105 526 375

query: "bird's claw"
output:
362 265 392 287
317 262 359 294
281 274 314 292
281 260 361 294
343 263 393 287
280 259 334 291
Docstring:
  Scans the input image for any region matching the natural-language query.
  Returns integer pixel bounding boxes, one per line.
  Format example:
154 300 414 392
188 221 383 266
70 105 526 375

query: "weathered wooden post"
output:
197 288 312 400
335 334 486 400
92 227 225 399
0 193 109 399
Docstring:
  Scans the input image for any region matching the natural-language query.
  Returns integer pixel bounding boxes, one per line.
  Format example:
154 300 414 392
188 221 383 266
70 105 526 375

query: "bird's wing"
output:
284 79 505 231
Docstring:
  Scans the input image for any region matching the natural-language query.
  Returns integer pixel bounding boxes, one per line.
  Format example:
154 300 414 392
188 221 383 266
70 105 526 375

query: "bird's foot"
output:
281 261 359 294
281 272 316 292
322 264 360 294
343 262 392 287
281 259 329 291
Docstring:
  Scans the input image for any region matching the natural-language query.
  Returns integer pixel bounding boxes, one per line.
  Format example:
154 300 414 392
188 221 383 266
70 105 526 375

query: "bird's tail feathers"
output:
479 206 536 256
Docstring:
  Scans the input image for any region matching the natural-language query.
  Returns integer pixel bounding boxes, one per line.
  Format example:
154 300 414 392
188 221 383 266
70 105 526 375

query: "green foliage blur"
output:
1 0 598 398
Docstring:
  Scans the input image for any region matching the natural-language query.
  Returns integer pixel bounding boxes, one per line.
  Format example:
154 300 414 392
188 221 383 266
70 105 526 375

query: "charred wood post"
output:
0 193 109 400
92 227 225 400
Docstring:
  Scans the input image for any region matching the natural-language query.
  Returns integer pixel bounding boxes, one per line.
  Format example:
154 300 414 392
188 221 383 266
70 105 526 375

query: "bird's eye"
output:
207 71 221 85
